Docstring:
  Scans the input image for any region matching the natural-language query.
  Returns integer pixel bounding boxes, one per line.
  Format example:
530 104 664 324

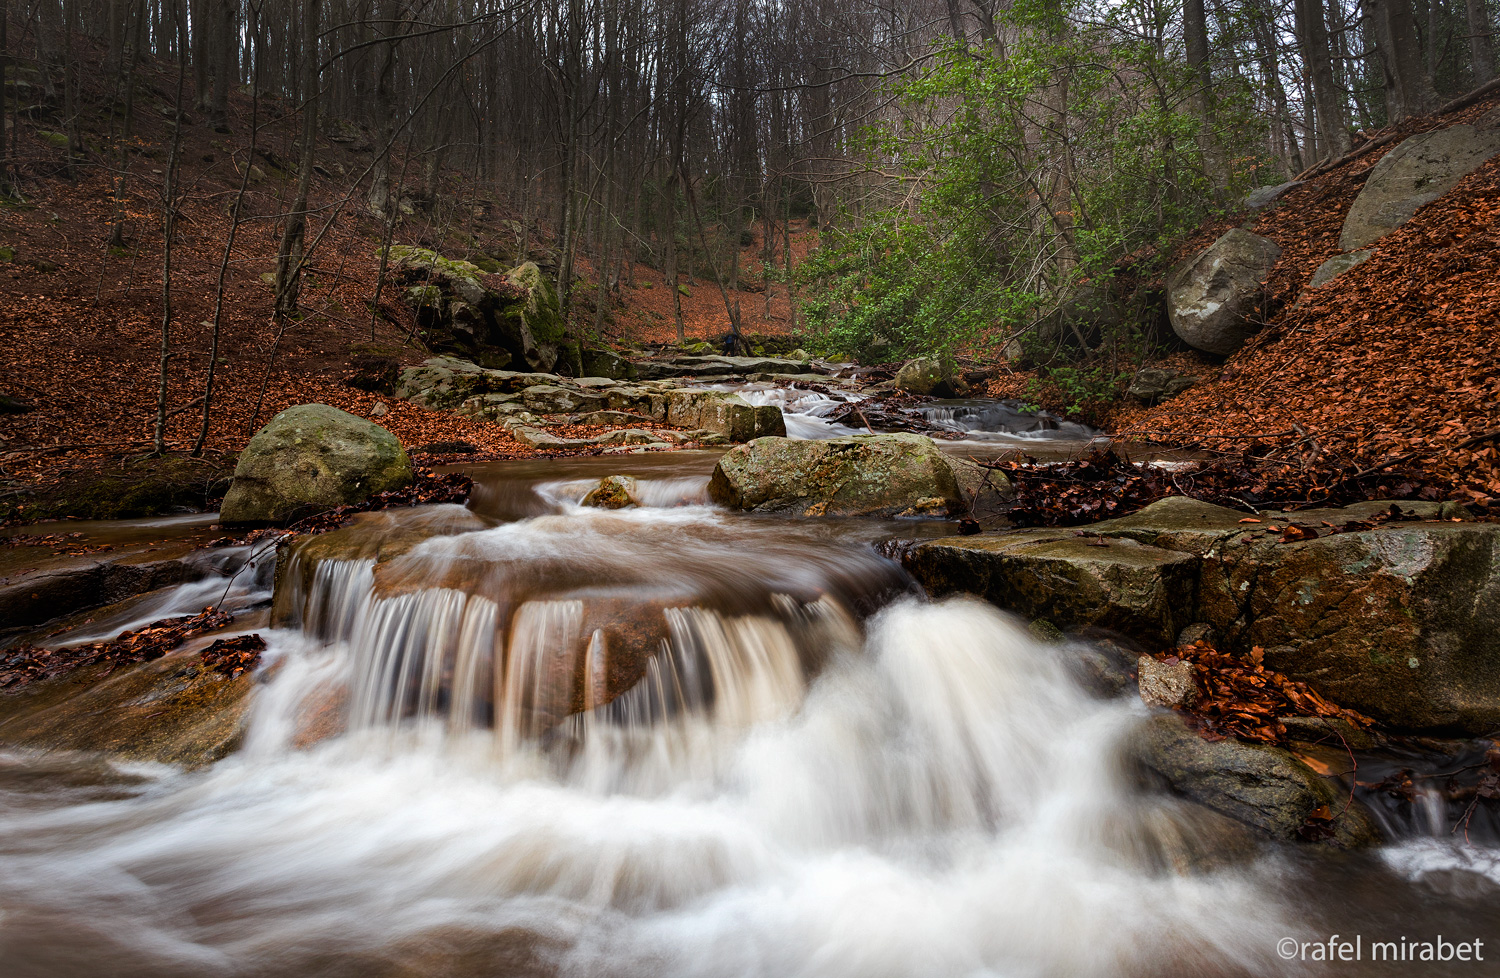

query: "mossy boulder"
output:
220 404 413 525
581 475 641 509
496 261 567 372
894 357 957 396
709 433 1009 517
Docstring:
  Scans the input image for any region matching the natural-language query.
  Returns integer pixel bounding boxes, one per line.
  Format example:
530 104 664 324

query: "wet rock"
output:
580 475 641 510
1131 712 1381 847
1077 498 1500 731
1064 635 1140 698
1166 228 1281 355
1138 655 1199 708
1306 249 1372 289
709 433 1009 518
0 650 256 768
905 530 1196 644
220 404 413 525
1339 125 1500 251
1127 367 1199 404
1176 622 1218 647
1244 180 1303 209
0 539 215 632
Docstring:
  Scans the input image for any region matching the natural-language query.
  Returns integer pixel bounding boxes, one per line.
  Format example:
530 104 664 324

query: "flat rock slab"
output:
906 530 1198 643
0 530 224 633
906 495 1500 733
0 647 256 767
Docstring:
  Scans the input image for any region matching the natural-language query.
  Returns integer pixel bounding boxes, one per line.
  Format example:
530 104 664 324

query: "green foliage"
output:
800 0 1268 364
1026 366 1127 418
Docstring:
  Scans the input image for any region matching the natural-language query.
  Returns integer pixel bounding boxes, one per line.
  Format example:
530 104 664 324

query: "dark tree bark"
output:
1367 0 1442 119
1467 0 1496 83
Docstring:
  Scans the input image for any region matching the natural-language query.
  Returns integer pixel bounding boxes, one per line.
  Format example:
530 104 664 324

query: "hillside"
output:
1104 95 1500 503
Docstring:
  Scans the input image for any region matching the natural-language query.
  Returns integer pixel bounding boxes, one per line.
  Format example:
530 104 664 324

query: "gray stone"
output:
1244 180 1304 209
710 433 1011 519
1131 713 1381 847
1167 228 1282 356
1138 655 1199 708
1127 367 1200 403
220 404 413 524
1307 249 1373 289
521 384 608 414
905 530 1197 644
1340 125 1500 251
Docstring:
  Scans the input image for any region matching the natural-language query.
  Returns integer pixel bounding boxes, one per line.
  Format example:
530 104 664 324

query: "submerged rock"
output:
708 433 1011 518
220 404 413 525
1166 228 1281 356
580 476 641 510
1131 713 1381 848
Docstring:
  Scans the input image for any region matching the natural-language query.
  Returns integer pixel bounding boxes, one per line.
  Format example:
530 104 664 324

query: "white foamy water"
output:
1 490 1488 977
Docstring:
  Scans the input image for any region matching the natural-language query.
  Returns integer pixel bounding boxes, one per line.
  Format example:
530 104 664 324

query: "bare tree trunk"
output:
274 0 321 316
154 4 189 455
1296 0 1351 158
1467 0 1496 83
1366 0 1442 119
0 0 11 197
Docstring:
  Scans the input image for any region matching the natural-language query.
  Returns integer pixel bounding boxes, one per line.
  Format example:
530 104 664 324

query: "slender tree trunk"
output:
274 0 321 316
1296 0 1351 158
1366 0 1442 119
1467 0 1496 83
154 5 189 455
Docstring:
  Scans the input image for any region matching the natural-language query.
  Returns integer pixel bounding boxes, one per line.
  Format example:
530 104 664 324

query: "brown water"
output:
0 452 1495 978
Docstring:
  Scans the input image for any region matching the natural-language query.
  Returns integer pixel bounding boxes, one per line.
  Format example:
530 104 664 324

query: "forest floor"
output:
993 91 1500 505
0 39 809 522
5 37 1499 520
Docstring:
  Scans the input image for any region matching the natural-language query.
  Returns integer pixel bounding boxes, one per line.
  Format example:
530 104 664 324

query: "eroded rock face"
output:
389 248 574 372
709 433 1012 518
220 404 413 525
1339 125 1500 251
905 496 1500 733
1166 229 1282 356
1131 713 1381 848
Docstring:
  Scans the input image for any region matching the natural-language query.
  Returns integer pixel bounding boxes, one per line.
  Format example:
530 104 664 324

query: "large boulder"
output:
709 433 1011 518
894 357 956 396
388 248 574 373
220 404 413 525
1339 125 1500 251
1131 713 1381 848
1166 229 1281 356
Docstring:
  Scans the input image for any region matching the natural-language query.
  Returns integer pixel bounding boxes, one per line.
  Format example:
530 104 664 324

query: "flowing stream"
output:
0 426 1496 975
